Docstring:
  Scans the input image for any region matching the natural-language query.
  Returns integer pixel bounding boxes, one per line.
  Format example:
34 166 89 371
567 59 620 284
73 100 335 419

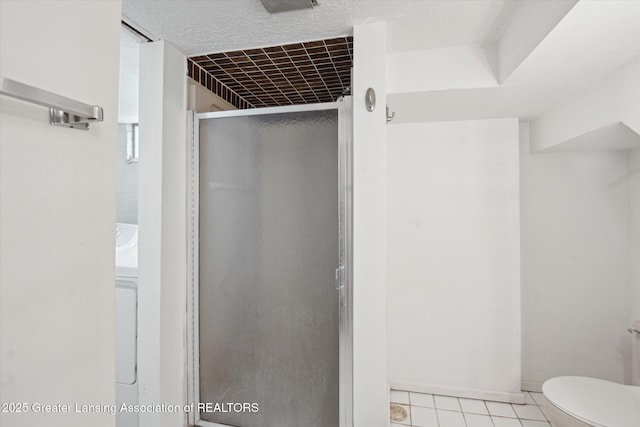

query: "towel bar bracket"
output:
1 76 103 130
49 106 103 130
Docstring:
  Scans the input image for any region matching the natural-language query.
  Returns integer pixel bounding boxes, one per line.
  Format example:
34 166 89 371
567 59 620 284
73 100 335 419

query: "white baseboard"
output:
390 381 525 404
521 380 543 392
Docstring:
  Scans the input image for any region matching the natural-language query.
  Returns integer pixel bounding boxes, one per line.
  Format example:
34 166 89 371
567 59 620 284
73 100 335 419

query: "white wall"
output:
497 0 577 83
116 124 139 224
119 27 141 123
632 149 640 323
387 119 522 402
531 57 640 152
138 41 187 427
520 124 633 389
0 1 121 426
352 22 389 426
386 45 497 94
631 149 640 385
187 78 236 112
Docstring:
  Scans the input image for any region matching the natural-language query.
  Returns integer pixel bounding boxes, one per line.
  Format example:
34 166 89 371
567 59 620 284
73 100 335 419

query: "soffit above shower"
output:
188 36 352 109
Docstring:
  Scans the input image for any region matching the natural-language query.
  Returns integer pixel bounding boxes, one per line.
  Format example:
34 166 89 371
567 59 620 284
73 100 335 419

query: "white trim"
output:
521 380 544 393
338 97 354 427
390 381 526 404
195 420 235 427
186 110 200 427
195 101 340 120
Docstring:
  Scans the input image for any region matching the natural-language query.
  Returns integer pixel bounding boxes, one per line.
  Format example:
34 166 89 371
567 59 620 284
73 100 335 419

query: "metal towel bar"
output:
0 76 103 130
628 328 640 335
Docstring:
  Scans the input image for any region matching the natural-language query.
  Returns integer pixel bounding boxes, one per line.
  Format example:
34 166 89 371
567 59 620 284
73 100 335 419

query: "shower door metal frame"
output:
186 98 353 427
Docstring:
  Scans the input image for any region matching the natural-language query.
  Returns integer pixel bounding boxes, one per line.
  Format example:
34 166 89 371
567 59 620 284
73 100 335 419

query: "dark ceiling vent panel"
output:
260 0 318 14
187 36 353 109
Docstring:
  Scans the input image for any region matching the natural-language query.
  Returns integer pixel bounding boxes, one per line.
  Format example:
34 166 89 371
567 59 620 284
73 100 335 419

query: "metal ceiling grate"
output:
187 36 353 109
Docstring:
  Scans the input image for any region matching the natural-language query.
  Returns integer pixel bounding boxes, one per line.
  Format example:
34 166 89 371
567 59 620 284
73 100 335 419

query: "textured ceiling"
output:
122 0 517 55
188 37 353 108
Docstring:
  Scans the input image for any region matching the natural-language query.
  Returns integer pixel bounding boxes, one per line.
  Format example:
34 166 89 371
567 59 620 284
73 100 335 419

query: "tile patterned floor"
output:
390 389 551 427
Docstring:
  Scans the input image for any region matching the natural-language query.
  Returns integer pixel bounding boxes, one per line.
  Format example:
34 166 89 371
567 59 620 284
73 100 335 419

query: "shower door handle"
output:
335 266 345 291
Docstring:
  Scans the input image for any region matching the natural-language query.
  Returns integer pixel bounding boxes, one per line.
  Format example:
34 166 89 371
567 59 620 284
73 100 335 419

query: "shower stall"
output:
187 99 352 427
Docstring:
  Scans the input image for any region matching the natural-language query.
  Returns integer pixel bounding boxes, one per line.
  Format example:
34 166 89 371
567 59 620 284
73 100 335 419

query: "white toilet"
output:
115 223 138 427
542 322 640 427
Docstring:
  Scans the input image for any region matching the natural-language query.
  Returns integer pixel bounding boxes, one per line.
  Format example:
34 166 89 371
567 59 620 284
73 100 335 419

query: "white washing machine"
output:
115 223 138 427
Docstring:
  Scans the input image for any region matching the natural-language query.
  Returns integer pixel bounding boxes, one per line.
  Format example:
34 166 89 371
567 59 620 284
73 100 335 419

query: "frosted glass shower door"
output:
197 109 340 427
